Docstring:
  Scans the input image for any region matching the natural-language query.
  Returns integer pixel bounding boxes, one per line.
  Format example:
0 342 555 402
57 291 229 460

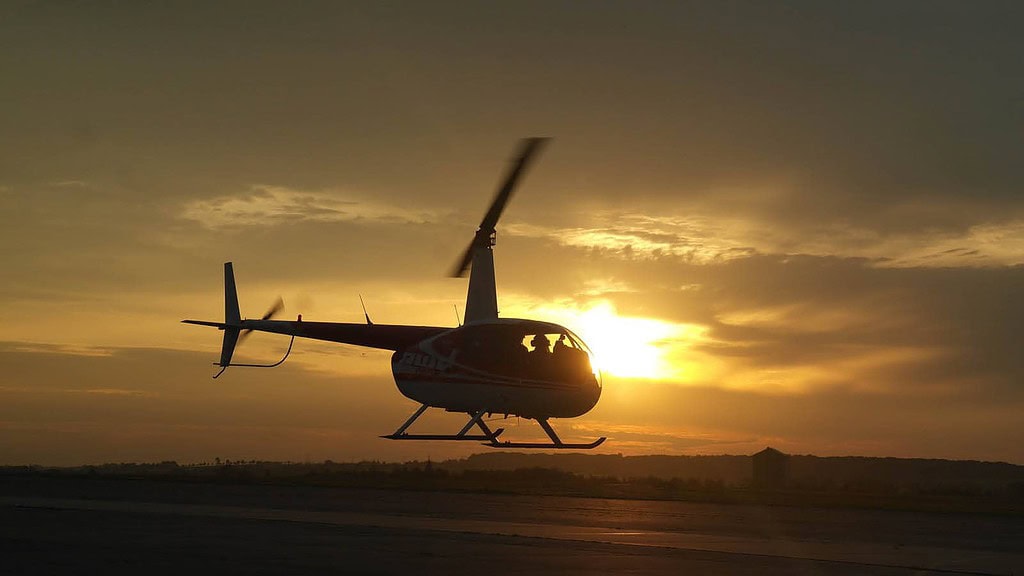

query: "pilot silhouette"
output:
553 334 568 354
530 333 551 354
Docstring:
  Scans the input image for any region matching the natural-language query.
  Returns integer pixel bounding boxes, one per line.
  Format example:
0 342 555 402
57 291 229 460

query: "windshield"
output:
428 322 600 386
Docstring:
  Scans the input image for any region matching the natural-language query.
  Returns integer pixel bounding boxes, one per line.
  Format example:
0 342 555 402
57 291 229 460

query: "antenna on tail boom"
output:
359 295 373 325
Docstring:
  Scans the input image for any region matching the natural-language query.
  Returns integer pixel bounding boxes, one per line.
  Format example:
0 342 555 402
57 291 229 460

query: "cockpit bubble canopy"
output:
427 319 601 386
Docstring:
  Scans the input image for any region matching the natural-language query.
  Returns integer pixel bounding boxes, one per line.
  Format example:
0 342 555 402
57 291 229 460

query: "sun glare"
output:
518 300 699 380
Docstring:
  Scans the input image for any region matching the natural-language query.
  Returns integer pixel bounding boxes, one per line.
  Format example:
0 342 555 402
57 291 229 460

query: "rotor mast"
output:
451 137 549 323
464 232 498 322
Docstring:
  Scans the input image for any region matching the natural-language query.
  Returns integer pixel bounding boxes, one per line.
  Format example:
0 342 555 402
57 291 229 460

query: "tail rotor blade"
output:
240 296 285 343
262 296 285 320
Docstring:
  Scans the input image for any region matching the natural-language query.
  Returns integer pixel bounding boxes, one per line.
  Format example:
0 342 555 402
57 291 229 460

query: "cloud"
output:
568 420 758 454
0 386 156 398
505 214 757 264
49 180 91 188
505 210 1024 269
181 185 442 229
10 343 115 357
872 221 1024 268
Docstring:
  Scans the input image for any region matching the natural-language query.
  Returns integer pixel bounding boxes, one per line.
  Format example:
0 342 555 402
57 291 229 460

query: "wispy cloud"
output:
11 343 114 357
0 386 156 398
869 221 1024 268
506 211 1024 268
505 213 758 264
570 420 757 453
49 180 91 188
181 185 441 229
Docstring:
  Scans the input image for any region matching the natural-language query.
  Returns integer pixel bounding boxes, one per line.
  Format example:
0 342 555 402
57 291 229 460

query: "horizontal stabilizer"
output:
181 319 228 329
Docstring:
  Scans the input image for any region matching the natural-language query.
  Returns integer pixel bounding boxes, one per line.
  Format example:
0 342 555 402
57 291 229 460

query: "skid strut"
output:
381 405 504 442
381 406 605 449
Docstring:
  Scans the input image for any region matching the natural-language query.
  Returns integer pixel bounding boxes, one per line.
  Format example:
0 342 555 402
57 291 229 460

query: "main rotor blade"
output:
450 137 549 278
450 241 476 278
479 137 549 235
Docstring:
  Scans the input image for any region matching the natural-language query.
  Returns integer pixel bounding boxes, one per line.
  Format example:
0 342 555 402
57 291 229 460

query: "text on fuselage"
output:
398 351 450 372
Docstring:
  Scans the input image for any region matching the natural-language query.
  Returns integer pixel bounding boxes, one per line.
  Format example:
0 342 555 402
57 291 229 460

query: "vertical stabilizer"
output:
220 262 242 367
224 262 241 325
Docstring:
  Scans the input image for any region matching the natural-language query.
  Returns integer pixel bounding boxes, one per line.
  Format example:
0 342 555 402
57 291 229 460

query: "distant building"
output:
752 447 789 488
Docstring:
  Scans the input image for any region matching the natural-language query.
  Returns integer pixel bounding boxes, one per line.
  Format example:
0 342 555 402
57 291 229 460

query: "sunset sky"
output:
2 2 1022 465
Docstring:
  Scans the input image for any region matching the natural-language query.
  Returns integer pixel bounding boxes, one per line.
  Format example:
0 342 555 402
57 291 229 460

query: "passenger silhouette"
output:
530 334 551 354
526 333 551 378
553 334 568 354
552 334 573 380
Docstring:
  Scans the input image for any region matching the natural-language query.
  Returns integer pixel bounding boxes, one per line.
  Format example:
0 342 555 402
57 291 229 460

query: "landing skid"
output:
486 438 606 450
485 417 606 450
381 405 605 449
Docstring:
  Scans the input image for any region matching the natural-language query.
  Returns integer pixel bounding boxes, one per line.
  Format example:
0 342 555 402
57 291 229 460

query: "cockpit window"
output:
428 323 597 385
522 332 584 353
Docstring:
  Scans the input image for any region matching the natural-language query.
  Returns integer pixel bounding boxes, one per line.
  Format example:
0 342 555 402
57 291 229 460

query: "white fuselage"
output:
390 319 602 419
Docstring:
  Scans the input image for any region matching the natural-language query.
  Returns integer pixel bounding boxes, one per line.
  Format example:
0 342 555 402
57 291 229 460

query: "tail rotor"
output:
239 296 284 344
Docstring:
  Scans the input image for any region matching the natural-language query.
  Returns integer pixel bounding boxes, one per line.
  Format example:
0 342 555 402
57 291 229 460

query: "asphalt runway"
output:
1 477 1021 575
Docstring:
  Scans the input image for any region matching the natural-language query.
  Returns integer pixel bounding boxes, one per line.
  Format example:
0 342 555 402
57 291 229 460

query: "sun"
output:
570 302 690 379
517 300 698 380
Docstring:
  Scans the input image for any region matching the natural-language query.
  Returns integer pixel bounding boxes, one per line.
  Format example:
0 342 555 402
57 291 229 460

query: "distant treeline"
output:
3 452 1023 515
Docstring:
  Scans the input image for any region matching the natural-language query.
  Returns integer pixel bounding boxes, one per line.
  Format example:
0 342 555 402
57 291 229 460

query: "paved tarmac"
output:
1 477 1021 575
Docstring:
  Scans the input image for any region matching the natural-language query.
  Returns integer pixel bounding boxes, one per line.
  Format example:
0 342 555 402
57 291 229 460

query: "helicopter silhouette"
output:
184 138 605 449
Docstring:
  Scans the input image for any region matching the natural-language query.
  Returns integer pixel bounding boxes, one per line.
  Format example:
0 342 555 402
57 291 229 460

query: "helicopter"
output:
183 138 605 449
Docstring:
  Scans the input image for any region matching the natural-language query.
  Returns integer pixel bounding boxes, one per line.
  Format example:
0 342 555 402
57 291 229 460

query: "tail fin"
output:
224 262 241 326
220 262 242 367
